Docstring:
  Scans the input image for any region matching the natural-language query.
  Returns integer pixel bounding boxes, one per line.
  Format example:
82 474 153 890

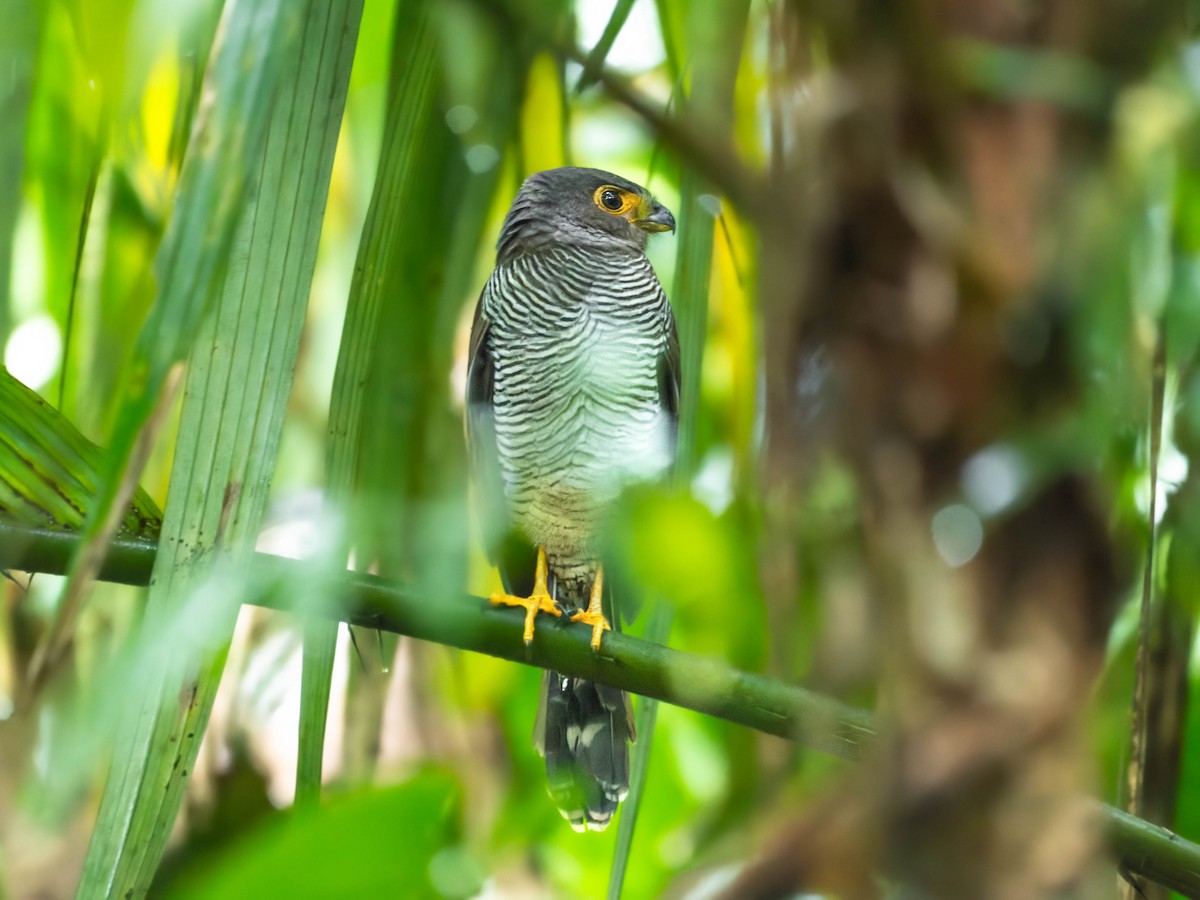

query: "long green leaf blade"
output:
608 601 672 900
299 0 452 806
76 3 360 895
669 0 749 483
574 0 637 94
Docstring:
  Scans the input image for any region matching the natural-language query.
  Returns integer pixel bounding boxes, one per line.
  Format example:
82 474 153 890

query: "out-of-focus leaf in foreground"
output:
168 771 472 900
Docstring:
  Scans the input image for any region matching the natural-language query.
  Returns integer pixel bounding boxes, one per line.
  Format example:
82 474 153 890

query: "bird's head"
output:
496 167 676 264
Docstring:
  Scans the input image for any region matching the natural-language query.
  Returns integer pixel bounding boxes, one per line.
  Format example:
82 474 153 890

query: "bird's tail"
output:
534 670 636 831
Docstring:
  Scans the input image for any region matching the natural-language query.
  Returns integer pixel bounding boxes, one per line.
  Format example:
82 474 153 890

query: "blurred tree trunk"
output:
742 2 1184 897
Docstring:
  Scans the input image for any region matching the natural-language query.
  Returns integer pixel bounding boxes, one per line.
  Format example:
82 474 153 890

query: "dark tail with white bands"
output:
536 670 635 831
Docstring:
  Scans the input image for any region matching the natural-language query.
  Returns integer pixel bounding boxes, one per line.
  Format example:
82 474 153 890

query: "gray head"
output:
496 167 675 265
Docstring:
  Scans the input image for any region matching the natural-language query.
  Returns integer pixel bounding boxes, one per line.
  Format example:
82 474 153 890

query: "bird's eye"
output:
594 185 635 214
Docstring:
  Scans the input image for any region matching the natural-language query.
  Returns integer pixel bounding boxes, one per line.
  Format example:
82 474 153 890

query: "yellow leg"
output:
570 565 611 651
490 546 561 645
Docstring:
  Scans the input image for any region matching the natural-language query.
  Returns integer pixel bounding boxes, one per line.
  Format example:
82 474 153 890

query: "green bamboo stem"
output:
2 520 1197 896
1106 804 1200 897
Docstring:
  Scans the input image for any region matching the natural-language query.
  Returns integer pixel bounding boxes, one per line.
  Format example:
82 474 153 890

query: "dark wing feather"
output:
465 295 505 567
660 306 682 471
466 287 539 596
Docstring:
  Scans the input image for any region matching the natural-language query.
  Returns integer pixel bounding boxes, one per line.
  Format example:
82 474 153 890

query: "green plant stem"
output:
1106 804 1200 897
2 520 1197 896
573 0 636 94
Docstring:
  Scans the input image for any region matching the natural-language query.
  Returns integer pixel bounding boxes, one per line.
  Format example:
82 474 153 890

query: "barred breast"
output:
483 245 673 599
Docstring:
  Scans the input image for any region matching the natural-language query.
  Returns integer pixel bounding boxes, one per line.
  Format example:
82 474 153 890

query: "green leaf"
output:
608 600 672 899
667 0 749 483
0 368 160 536
75 3 361 895
168 772 465 900
300 0 456 805
574 0 637 94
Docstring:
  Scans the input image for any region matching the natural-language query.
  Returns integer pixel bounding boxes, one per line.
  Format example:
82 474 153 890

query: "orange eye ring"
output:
593 185 638 215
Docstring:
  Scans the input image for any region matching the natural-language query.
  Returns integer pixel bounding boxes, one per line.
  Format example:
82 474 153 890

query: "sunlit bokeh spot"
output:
572 108 651 159
445 104 477 135
931 503 983 567
693 447 733 513
667 711 728 803
427 845 485 898
5 314 62 391
961 445 1025 517
11 200 44 316
465 143 499 173
1133 442 1190 525
697 193 722 217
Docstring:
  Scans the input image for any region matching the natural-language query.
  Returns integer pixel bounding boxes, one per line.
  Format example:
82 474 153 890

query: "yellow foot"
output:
490 546 561 645
569 565 611 651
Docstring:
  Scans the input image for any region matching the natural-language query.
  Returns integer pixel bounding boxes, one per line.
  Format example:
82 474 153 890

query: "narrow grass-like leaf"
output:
298 617 338 808
22 1 124 352
671 172 717 482
667 0 750 482
1122 332 1164 828
76 4 360 896
608 600 672 900
58 161 101 410
652 0 685 89
300 0 451 804
603 4 750 892
574 0 636 94
519 52 569 174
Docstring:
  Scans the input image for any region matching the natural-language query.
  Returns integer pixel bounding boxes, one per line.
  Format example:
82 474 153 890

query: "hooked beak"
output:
635 201 676 233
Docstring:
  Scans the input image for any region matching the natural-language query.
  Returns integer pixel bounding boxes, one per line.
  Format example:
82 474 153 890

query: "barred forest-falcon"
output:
466 167 679 830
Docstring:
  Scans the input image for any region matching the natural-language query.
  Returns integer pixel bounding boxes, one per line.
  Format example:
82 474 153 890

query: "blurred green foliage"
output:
3 0 1200 897
168 771 469 899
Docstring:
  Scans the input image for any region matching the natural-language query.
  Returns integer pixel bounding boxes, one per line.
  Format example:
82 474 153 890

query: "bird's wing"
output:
660 302 682 471
465 292 506 568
